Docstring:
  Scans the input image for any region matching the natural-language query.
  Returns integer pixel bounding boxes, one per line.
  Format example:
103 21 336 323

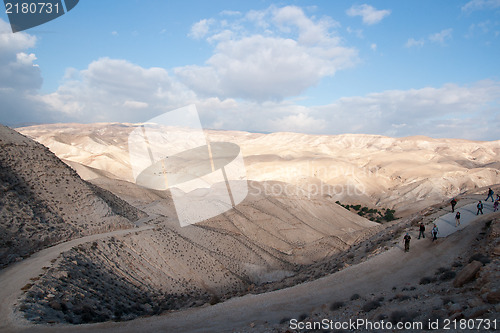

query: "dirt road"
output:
0 224 154 333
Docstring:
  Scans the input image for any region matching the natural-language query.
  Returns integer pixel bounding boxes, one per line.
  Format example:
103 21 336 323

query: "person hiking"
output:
486 188 494 202
418 223 425 239
494 200 499 212
403 233 411 252
455 211 461 227
431 224 439 241
477 200 484 215
450 198 457 212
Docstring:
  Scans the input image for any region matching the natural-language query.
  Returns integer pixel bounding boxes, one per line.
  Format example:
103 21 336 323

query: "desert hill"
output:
17 178 382 324
1 123 498 329
0 125 145 268
18 123 500 214
1 124 383 325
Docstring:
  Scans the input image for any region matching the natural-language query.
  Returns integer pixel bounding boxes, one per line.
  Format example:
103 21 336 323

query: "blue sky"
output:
1 0 499 140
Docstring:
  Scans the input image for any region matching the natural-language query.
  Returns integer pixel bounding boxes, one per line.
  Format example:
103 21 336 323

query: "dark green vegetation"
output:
335 201 396 223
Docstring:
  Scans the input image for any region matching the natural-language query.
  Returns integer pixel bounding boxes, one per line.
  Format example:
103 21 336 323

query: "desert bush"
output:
419 276 436 285
439 271 456 281
469 253 490 265
392 294 411 302
209 295 220 305
441 297 453 305
330 301 345 311
390 310 418 324
362 300 381 312
384 209 396 221
435 267 450 275
21 283 33 291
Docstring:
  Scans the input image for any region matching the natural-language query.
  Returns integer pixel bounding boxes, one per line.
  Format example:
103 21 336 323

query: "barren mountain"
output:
17 178 383 324
1 125 384 325
1 123 498 330
0 125 145 268
19 123 500 215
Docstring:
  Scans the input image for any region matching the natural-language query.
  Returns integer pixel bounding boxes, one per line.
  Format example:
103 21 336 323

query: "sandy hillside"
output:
2 123 499 330
0 125 145 268
14 178 384 325
1 124 385 326
18 123 500 214
6 189 500 332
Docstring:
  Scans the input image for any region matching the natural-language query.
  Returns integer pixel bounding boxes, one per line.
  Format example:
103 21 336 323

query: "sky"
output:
0 0 499 140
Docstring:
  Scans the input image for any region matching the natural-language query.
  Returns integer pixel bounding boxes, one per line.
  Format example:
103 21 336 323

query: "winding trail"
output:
0 221 154 333
1 202 497 333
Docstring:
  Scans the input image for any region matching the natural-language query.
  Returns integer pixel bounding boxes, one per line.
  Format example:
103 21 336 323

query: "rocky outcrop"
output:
453 260 482 288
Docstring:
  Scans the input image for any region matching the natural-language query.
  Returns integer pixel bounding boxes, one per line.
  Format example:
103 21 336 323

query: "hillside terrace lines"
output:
0 224 154 332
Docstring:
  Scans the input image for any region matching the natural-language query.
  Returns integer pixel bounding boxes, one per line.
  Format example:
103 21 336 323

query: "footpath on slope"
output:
6 200 497 333
433 199 495 238
0 222 155 333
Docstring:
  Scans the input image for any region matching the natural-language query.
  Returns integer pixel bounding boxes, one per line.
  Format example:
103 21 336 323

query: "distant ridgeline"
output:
335 201 396 223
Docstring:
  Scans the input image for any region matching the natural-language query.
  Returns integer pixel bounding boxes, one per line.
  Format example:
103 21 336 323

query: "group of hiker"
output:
476 188 499 214
403 223 439 252
403 187 497 253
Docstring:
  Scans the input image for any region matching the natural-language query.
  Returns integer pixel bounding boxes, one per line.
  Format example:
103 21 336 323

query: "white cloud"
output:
429 28 453 45
39 57 196 122
220 10 241 16
123 100 149 109
311 80 500 139
0 19 46 125
346 4 391 25
0 15 498 141
405 38 425 48
406 29 452 48
346 26 364 38
176 6 358 101
0 20 36 57
179 81 500 141
272 5 339 45
466 20 499 39
177 35 356 101
189 19 215 39
269 112 326 133
462 0 500 12
370 43 377 51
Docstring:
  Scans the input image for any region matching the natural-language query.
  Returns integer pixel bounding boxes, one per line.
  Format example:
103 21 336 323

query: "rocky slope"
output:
0 125 145 268
16 180 383 324
239 213 500 333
